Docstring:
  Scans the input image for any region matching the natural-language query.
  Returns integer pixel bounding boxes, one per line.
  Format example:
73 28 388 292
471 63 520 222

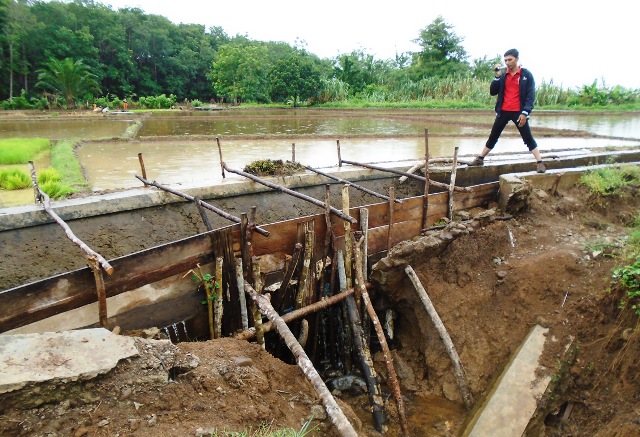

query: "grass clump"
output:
243 159 305 176
0 168 31 190
579 164 640 197
50 140 89 194
0 138 50 164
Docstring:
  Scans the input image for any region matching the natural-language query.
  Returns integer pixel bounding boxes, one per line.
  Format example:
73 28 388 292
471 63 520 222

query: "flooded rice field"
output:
1 108 639 205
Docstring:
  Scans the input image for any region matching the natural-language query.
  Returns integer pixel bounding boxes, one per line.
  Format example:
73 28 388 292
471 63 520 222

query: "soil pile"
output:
1 182 639 436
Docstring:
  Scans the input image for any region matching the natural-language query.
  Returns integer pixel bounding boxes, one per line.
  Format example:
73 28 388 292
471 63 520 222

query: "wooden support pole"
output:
216 137 225 178
292 143 295 162
29 162 114 275
387 186 395 252
422 128 431 232
342 185 353 290
244 283 358 437
234 287 356 341
194 196 213 230
296 223 314 308
251 257 265 349
87 255 108 328
354 236 410 436
235 258 249 330
273 243 303 311
214 256 224 338
223 163 356 224
404 265 474 410
135 175 270 236
337 139 342 167
303 165 402 204
137 153 148 184
448 146 459 220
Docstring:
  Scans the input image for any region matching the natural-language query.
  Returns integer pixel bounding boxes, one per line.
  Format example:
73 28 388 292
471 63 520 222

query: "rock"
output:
233 356 254 367
496 270 508 279
310 404 327 420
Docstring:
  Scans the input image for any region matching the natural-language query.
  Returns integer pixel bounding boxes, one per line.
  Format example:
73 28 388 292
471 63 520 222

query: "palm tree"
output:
36 57 100 108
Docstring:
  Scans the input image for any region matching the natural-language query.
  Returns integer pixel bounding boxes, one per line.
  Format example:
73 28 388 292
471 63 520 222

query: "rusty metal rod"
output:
135 175 270 237
341 158 470 192
222 163 357 224
302 164 402 204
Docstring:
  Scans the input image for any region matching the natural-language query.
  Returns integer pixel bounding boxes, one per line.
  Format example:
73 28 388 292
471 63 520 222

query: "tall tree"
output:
268 53 321 107
209 43 270 104
36 57 100 107
413 16 469 79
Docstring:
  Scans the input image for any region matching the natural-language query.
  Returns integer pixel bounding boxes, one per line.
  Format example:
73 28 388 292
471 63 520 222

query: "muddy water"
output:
0 118 130 140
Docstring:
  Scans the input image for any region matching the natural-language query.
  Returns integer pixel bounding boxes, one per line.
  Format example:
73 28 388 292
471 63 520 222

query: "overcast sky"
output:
96 0 638 90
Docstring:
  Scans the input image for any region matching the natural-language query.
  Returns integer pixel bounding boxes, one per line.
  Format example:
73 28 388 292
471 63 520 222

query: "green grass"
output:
0 138 51 164
0 168 31 190
579 164 640 197
50 140 89 193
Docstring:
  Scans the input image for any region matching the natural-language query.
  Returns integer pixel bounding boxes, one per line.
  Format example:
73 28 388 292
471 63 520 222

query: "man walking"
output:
468 48 546 173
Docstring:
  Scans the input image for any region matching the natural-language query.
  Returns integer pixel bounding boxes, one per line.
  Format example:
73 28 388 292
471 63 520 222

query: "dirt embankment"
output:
1 182 639 436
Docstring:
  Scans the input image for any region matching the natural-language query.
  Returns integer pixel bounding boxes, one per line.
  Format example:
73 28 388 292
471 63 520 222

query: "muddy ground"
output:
1 181 639 436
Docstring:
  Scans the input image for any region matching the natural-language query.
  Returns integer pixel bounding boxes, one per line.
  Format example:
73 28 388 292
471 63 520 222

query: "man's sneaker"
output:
468 156 484 167
536 161 547 173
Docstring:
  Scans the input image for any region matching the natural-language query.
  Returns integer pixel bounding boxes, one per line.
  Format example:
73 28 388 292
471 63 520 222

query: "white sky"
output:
97 0 638 90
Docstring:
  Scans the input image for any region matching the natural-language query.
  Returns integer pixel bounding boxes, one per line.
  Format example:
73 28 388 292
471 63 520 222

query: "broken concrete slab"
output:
0 328 138 394
462 324 551 437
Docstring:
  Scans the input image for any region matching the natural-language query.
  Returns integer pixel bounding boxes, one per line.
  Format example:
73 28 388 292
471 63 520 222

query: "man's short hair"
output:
504 48 519 58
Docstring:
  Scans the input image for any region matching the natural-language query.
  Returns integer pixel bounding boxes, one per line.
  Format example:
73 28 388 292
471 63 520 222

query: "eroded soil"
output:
1 182 639 436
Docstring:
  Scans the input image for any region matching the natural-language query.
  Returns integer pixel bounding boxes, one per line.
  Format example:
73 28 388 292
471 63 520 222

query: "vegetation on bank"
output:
580 165 640 316
1 2 638 111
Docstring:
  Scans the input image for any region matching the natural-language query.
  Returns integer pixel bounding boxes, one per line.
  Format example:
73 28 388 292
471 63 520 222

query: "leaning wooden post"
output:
235 258 249 330
214 256 224 338
342 185 353 290
405 265 474 409
244 283 358 437
359 209 372 346
137 153 148 185
272 243 303 311
87 255 108 328
422 128 430 231
448 146 459 220
387 186 395 252
354 236 410 436
216 137 225 178
251 257 265 349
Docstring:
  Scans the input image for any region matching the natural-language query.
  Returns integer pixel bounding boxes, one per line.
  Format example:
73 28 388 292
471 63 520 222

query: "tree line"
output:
1 0 637 109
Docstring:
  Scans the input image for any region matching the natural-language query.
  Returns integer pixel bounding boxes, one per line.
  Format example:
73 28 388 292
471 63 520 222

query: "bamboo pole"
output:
354 236 409 436
244 283 358 437
29 162 114 275
223 163 357 224
235 258 249 330
135 175 270 237
234 287 356 341
214 256 224 338
87 255 108 328
404 265 474 409
251 257 265 349
302 165 402 204
448 146 459 220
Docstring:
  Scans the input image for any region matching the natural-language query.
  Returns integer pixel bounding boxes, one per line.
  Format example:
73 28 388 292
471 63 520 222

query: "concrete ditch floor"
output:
462 324 551 437
0 328 138 394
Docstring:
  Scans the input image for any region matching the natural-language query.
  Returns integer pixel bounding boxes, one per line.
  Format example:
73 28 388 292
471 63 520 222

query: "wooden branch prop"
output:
448 146 459 220
273 243 303 311
404 265 474 409
340 159 469 192
387 186 395 252
296 225 314 308
234 287 356 341
358 208 371 347
422 129 431 232
29 162 114 275
137 153 148 183
194 196 213 230
244 283 358 437
235 258 249 330
214 256 224 338
302 164 402 204
342 185 353 290
353 236 409 436
87 256 108 328
399 158 468 183
222 163 356 224
251 257 266 349
337 139 342 167
135 175 270 237
216 137 225 178
345 294 386 432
